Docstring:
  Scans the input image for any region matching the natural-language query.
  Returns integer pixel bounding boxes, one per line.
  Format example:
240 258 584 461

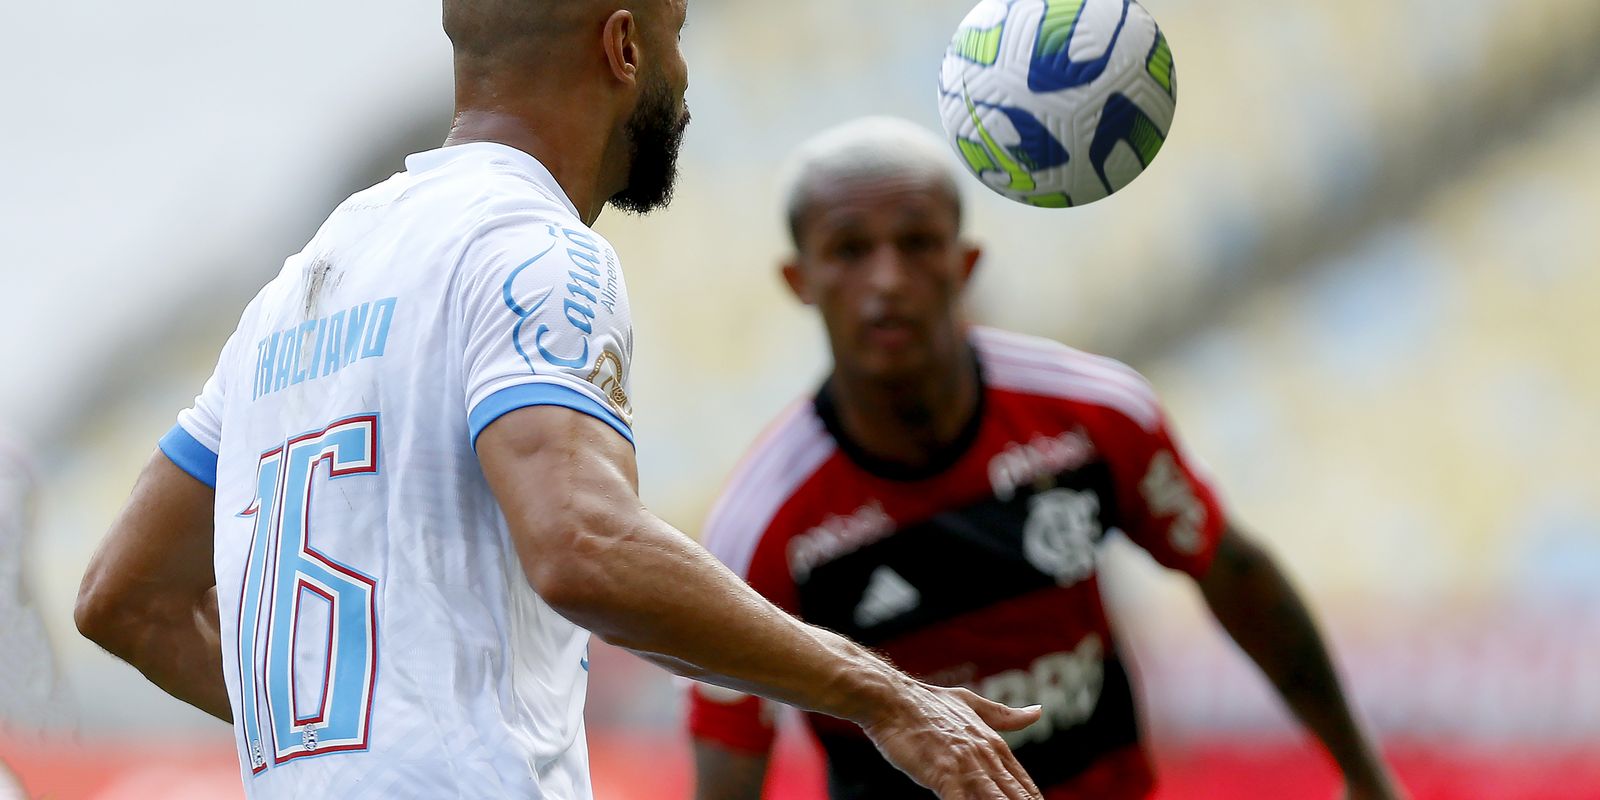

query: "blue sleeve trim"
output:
469 382 635 450
159 424 219 489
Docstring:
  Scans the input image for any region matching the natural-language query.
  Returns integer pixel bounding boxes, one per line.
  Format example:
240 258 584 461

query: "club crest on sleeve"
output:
586 349 631 417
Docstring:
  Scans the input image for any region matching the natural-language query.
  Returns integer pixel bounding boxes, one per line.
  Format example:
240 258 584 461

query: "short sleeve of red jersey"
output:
687 681 779 756
1093 370 1228 578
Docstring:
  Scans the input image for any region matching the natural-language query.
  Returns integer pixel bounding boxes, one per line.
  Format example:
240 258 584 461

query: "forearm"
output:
486 411 1043 798
1199 530 1384 782
539 508 908 726
84 586 232 722
76 452 229 721
480 409 912 726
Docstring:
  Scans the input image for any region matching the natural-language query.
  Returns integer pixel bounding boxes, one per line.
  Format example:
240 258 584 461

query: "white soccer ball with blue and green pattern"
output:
938 0 1177 208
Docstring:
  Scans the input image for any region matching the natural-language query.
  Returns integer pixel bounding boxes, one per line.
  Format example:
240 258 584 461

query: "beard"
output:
608 74 690 215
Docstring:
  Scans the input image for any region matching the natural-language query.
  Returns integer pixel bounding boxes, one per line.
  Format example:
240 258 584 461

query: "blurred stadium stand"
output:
2 0 1598 797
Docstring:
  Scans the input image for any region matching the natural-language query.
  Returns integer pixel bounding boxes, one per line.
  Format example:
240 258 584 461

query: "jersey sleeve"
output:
1095 367 1228 578
685 486 795 755
159 331 242 489
456 212 635 449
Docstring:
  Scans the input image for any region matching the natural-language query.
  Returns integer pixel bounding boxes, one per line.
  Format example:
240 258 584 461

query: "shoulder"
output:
408 145 574 217
397 150 609 270
221 271 294 362
452 199 628 332
701 401 838 578
458 195 609 266
971 326 1163 432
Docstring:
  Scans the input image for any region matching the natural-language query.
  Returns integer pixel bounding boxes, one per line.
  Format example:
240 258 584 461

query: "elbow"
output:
74 569 163 658
519 506 636 621
74 575 131 653
528 550 605 616
1204 526 1270 582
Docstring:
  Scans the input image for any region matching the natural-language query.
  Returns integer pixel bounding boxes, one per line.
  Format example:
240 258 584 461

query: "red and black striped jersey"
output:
688 326 1228 800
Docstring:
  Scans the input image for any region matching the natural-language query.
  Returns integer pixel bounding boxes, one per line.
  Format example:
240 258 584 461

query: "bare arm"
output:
694 740 770 800
478 406 1043 800
1198 526 1402 799
75 451 231 722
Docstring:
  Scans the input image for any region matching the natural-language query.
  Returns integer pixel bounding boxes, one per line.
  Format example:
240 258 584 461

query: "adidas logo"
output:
853 566 921 629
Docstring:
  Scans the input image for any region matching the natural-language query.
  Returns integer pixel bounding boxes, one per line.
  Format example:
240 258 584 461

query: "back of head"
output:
782 116 965 246
441 0 692 221
444 0 600 82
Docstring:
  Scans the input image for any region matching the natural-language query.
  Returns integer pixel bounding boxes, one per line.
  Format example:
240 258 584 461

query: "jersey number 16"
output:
236 414 380 772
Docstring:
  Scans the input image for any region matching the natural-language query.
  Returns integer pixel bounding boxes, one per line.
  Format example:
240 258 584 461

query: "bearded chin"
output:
609 78 689 215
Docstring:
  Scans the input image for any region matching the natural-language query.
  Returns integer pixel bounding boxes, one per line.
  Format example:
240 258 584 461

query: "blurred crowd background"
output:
3 0 1599 797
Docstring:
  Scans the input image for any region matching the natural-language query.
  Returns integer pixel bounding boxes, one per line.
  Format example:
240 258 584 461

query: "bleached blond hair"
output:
782 116 965 247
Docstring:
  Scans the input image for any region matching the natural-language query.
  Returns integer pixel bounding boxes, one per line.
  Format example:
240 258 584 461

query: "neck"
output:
444 102 623 226
829 337 980 472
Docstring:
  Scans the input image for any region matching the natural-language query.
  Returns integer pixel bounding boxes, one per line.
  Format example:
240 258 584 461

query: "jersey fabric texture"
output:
687 326 1227 800
157 143 633 799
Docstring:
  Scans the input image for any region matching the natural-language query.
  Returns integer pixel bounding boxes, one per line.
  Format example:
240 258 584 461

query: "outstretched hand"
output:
862 683 1044 800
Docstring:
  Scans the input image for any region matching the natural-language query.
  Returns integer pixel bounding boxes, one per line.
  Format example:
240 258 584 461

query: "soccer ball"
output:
937 0 1177 208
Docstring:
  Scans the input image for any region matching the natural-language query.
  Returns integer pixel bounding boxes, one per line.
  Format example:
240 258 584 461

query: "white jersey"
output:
158 143 635 799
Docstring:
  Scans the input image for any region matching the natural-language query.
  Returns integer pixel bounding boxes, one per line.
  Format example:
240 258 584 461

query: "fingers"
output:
994 738 1042 799
956 690 1043 799
902 730 1041 800
957 687 1043 733
981 729 1041 800
986 763 1042 800
946 766 1041 800
873 684 1044 800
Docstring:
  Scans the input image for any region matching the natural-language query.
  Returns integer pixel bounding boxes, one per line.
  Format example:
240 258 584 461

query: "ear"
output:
781 259 814 305
958 243 982 287
601 10 641 86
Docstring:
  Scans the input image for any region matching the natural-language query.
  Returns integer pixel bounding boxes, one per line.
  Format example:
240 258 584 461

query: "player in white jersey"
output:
73 2 1044 799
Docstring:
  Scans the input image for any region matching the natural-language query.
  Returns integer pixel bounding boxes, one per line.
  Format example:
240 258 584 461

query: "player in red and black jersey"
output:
687 117 1404 800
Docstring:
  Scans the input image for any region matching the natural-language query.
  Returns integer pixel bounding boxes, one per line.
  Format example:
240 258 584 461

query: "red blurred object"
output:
4 732 1599 799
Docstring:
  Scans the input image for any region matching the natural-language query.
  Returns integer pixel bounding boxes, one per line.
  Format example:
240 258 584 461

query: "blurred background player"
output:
0 434 62 800
71 3 1044 799
687 117 1404 800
